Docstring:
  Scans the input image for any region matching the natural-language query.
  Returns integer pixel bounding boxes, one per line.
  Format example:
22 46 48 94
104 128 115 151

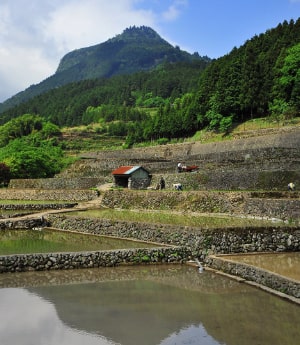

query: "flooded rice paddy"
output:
224 252 300 281
0 228 159 255
0 264 299 345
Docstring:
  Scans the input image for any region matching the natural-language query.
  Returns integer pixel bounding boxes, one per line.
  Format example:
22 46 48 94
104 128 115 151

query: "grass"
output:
65 208 291 229
233 116 300 132
59 116 300 153
187 117 300 144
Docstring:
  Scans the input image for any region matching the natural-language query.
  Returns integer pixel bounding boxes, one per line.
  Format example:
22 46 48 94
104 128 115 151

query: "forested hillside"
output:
0 26 207 114
0 60 208 127
0 20 299 180
127 19 300 143
1 20 299 140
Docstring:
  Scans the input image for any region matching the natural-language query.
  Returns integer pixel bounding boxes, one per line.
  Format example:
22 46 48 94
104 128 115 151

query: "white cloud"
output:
162 0 188 21
0 0 160 102
41 0 156 54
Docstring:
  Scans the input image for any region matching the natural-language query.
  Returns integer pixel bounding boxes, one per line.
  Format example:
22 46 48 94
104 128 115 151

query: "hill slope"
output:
0 26 208 114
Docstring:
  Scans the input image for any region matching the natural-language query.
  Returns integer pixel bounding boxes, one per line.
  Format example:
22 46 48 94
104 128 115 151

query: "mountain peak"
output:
110 26 166 43
56 25 190 75
0 26 206 114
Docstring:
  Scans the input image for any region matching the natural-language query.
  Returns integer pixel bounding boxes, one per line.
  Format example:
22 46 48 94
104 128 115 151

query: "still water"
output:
224 252 300 281
0 228 158 255
0 265 299 345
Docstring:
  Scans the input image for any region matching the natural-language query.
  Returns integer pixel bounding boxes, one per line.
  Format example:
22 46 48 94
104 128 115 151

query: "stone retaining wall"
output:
52 127 300 191
0 203 77 210
5 128 300 191
8 177 105 190
1 214 299 299
0 217 48 229
81 127 300 161
101 190 300 220
206 255 300 299
7 167 300 191
2 214 298 258
0 246 190 273
244 198 300 220
0 188 98 201
46 215 300 258
54 148 300 190
150 170 300 191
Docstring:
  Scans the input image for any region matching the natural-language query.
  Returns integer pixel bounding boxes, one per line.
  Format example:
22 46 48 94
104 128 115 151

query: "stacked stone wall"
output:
0 214 299 299
6 127 300 191
1 214 298 258
7 167 300 191
0 203 77 210
150 170 300 191
46 214 300 258
0 246 189 273
206 255 300 299
60 146 300 178
54 128 300 190
101 190 300 220
80 126 300 161
0 188 98 201
8 177 105 190
0 217 48 229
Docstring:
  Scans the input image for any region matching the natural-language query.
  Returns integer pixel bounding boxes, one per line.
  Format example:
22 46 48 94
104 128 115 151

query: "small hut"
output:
112 166 151 189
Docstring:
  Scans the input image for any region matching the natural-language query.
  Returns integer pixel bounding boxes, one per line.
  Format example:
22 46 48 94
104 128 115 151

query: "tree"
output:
0 114 44 147
279 43 300 111
0 162 10 186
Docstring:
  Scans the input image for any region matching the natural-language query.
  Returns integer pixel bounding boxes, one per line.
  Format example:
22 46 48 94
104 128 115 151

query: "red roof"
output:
112 166 139 175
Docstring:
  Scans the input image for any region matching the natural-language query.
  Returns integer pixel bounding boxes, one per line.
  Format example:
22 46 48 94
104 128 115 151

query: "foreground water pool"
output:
0 265 299 345
0 228 158 255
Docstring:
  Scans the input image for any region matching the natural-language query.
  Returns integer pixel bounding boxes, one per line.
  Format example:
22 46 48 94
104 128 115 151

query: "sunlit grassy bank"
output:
66 209 291 228
59 117 300 152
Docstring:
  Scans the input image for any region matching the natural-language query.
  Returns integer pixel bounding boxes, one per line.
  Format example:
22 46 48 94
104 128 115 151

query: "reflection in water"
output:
0 289 114 345
160 324 220 345
0 265 299 345
0 228 157 255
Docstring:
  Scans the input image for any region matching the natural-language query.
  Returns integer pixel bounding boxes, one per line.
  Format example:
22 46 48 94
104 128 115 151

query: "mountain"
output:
0 19 299 148
56 25 205 76
0 26 208 114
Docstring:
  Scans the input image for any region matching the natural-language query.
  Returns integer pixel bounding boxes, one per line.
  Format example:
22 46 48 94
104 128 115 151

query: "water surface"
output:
224 252 300 281
0 228 158 255
0 265 299 345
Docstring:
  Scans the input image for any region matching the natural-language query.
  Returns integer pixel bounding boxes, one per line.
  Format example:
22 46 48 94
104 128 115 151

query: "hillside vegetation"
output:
0 21 299 180
0 26 208 115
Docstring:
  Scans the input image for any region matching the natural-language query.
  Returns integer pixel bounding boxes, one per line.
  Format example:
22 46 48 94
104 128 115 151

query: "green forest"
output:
0 20 299 180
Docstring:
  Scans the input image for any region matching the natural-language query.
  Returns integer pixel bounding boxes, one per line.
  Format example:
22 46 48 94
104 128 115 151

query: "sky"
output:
0 0 300 103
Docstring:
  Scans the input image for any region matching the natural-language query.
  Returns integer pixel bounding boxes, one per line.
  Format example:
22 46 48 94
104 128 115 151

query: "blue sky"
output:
0 0 300 102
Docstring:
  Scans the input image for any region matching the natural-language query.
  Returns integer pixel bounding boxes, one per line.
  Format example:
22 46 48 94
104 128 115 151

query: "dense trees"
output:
0 114 67 179
194 19 300 128
0 60 206 127
0 19 299 151
277 42 300 109
0 26 207 114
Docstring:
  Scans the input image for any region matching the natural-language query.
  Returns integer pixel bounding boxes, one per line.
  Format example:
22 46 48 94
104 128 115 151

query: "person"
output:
288 182 295 191
173 183 183 191
159 176 165 190
177 162 183 173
